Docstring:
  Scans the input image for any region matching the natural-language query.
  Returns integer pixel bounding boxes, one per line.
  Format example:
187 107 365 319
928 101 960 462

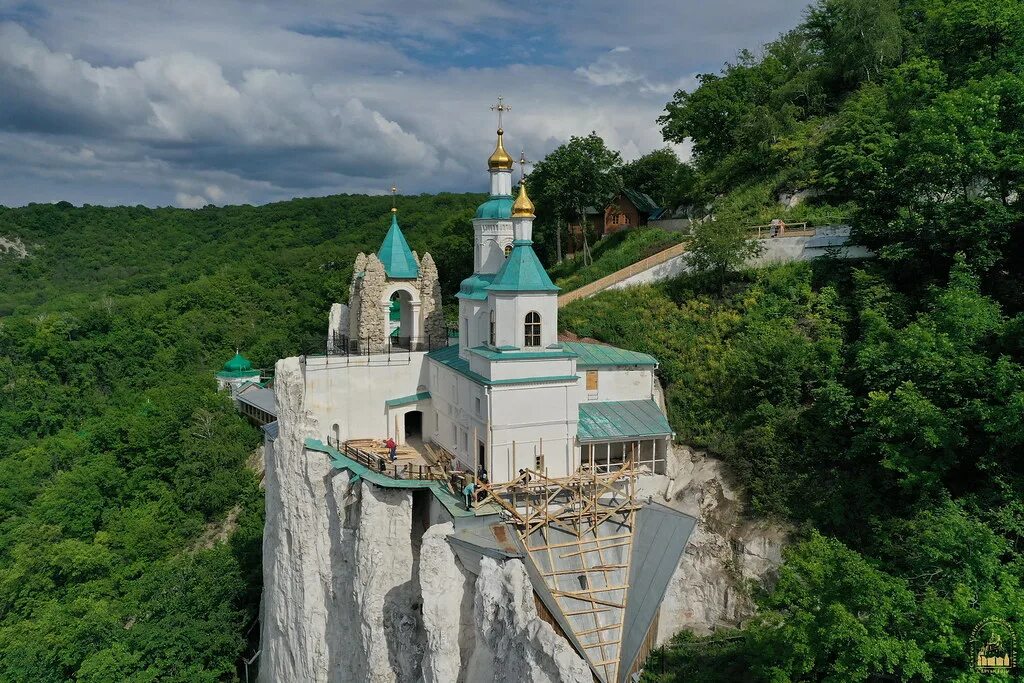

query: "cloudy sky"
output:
0 0 810 208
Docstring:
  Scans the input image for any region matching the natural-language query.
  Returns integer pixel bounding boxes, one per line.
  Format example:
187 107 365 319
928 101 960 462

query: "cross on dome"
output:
487 96 514 171
518 150 532 182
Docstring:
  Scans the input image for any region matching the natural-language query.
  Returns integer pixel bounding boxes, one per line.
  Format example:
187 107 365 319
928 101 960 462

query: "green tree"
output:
528 132 622 263
620 148 693 209
685 219 762 292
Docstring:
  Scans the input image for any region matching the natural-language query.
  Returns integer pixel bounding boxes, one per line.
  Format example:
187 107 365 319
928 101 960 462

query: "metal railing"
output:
303 331 453 360
330 437 449 482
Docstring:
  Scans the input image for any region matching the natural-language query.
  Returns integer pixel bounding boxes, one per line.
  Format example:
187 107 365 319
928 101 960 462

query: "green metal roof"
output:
216 352 260 379
487 240 560 293
427 345 578 387
577 399 671 442
456 272 496 301
622 188 660 215
377 212 419 279
385 391 431 408
475 195 513 219
562 342 658 369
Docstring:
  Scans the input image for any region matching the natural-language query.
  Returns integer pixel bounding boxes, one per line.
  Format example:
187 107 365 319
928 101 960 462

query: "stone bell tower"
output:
345 196 444 353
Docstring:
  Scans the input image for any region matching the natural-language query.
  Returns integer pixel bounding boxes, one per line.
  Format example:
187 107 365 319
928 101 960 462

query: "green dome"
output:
475 195 513 219
456 273 495 301
218 352 260 379
223 352 253 372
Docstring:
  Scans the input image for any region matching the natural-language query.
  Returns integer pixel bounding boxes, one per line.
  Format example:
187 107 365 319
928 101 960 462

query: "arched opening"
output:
388 288 417 348
332 423 340 447
503 243 513 258
404 410 423 447
388 293 401 340
489 309 496 346
524 311 541 347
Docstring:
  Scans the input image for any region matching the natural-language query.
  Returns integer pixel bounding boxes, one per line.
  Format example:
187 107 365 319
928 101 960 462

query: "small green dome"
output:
223 352 253 372
217 352 260 379
475 195 513 219
456 273 495 301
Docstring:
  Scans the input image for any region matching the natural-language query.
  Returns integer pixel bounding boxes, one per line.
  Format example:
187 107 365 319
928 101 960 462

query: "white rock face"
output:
0 235 28 259
637 444 787 640
465 558 592 683
261 358 589 683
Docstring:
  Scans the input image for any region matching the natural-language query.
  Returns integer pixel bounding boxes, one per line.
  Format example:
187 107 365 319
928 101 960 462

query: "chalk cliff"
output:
260 359 785 682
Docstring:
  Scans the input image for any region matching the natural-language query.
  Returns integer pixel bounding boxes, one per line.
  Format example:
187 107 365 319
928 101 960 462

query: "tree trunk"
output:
556 217 563 263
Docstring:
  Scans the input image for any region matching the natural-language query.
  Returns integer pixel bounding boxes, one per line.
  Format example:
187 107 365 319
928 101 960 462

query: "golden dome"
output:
488 128 514 170
512 179 535 217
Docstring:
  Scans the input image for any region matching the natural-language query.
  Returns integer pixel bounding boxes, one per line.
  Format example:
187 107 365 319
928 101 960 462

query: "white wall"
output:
473 220 514 274
303 353 428 443
575 368 655 403
608 230 871 291
492 291 559 349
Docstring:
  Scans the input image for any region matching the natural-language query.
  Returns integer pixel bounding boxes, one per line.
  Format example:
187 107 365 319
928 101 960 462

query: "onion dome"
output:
487 129 514 170
217 351 261 379
512 180 535 217
223 352 253 373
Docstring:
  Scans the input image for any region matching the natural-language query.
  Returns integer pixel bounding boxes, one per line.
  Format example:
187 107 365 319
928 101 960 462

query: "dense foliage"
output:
571 0 1024 679
548 226 683 292
0 193 482 681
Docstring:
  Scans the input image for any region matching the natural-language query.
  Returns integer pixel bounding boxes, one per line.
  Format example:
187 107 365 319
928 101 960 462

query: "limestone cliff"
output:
261 360 785 681
637 444 788 640
260 357 591 683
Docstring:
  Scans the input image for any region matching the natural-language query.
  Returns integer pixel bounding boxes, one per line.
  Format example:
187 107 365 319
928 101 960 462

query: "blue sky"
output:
0 0 811 207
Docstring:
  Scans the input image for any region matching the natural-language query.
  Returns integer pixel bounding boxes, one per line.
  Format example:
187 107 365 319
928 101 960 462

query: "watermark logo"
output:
971 618 1017 674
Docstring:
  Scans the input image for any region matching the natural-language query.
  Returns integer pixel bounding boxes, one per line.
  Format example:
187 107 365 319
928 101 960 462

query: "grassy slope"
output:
548 226 684 292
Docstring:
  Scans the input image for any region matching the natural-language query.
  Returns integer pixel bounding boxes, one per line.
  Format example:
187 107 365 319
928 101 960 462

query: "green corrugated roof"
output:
487 240 560 293
562 342 658 368
385 391 431 408
377 212 419 279
577 399 671 442
475 195 514 219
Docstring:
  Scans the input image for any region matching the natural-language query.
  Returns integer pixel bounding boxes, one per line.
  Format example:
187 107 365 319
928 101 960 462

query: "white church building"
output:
309 120 672 484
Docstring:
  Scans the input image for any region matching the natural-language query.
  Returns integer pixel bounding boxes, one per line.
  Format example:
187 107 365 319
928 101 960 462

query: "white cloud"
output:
175 192 209 209
0 0 811 206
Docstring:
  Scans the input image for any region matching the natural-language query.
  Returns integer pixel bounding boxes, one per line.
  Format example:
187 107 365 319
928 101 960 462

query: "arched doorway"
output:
388 293 401 341
386 288 417 348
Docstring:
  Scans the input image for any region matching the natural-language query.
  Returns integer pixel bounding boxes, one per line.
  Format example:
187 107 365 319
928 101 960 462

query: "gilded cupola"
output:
488 128 514 170
512 179 535 217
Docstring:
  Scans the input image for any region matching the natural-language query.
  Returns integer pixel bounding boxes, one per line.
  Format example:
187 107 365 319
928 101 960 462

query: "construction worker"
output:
462 481 476 510
386 437 397 462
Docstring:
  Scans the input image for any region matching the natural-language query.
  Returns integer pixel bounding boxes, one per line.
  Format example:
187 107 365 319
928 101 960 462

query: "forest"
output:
0 0 1022 680
0 194 481 681
567 0 1022 680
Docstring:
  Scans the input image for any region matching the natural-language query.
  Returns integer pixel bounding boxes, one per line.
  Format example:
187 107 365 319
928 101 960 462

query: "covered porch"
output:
577 399 673 475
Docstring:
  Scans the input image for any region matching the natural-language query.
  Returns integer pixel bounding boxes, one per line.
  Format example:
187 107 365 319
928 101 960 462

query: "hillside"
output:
572 0 1024 680
0 194 481 682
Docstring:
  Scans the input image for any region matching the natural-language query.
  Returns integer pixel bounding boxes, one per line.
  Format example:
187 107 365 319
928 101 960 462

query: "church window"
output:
475 396 481 415
503 244 513 258
524 312 541 347
489 310 496 346
586 370 599 393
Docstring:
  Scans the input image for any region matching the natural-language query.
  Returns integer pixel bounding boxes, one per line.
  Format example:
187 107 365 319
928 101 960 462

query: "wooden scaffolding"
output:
477 454 641 683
